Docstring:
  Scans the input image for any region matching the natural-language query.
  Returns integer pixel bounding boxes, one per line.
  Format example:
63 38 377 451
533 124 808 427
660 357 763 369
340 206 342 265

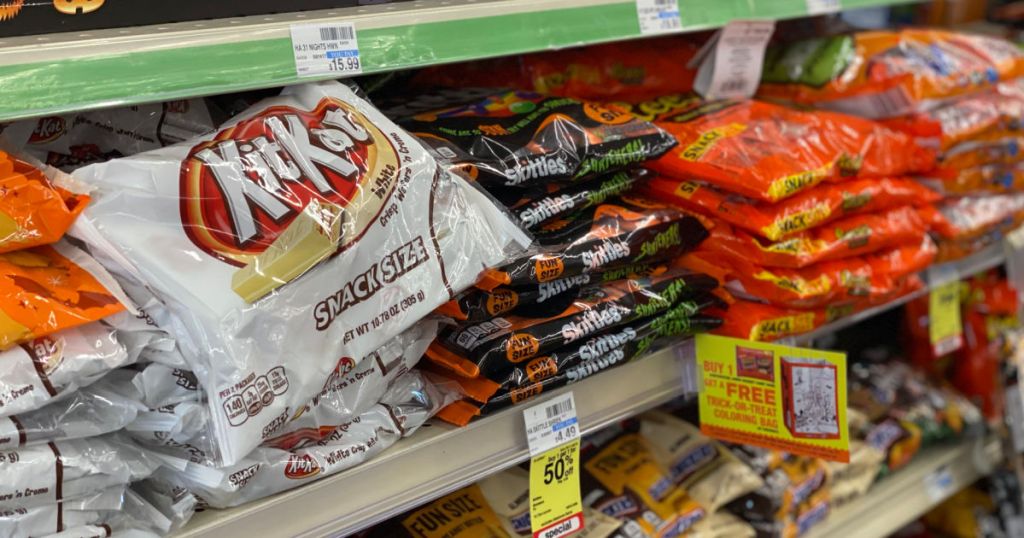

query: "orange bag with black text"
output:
643 176 940 241
700 206 930 268
0 242 125 349
649 97 936 202
0 150 89 254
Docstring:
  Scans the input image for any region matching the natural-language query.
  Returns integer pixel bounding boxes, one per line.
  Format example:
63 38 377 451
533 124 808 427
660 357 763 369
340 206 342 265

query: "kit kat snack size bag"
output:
477 195 709 290
759 29 1024 118
643 176 940 242
649 97 935 202
72 81 528 466
396 89 677 195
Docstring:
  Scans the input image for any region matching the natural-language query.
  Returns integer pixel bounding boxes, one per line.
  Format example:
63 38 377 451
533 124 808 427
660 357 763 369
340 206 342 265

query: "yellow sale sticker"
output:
529 440 584 538
696 334 850 462
929 281 963 356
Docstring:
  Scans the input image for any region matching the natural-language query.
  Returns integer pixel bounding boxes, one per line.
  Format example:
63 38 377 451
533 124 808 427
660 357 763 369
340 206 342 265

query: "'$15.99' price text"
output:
329 56 361 72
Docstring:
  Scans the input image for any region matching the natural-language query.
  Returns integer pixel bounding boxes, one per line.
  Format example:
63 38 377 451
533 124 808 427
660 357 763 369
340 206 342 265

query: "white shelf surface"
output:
806 435 1003 538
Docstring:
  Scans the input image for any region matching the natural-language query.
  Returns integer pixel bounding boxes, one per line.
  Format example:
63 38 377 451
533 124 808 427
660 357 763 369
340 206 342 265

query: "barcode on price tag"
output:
524 392 579 457
636 0 681 35
806 0 841 15
924 466 955 502
290 22 362 78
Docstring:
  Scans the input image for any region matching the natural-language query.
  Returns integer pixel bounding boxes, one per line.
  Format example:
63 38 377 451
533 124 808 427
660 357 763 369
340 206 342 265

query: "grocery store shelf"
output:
0 0 915 122
172 340 695 538
806 435 1003 538
789 244 1006 345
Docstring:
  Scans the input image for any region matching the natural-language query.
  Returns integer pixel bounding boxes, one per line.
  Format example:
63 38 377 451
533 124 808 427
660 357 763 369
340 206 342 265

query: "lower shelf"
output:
805 435 1004 538
173 341 695 537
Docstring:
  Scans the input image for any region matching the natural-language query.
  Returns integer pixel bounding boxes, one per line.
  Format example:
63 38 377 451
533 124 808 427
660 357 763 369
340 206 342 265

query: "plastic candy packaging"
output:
0 321 133 417
581 423 707 536
700 206 930 268
427 269 713 379
0 241 126 349
0 370 143 448
759 29 1024 118
650 97 935 202
127 321 437 456
73 80 528 466
713 275 925 341
435 297 722 425
0 151 90 254
477 196 709 290
919 163 1024 195
7 99 217 172
644 176 940 241
510 168 649 231
146 370 458 508
412 36 703 104
880 78 1024 151
396 90 677 195
699 237 936 308
931 193 1024 239
0 433 160 510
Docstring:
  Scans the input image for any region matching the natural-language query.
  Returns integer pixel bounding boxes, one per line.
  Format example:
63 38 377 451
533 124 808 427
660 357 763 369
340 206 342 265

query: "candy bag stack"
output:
760 29 1024 263
384 89 726 425
0 148 189 537
635 93 938 341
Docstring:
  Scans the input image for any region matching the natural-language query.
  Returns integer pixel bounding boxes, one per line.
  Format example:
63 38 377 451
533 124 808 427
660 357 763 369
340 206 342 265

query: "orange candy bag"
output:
881 79 1024 151
413 36 703 104
919 163 1024 195
759 29 1024 118
701 206 930 269
0 242 125 349
694 237 935 308
643 176 940 241
648 97 936 203
0 151 89 254
713 275 925 341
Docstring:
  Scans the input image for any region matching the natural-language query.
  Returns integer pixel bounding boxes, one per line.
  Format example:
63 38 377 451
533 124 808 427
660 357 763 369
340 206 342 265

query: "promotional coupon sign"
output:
696 334 850 462
524 393 584 538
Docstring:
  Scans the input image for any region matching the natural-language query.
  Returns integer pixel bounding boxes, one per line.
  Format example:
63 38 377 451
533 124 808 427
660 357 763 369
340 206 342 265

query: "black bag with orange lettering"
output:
396 90 677 195
476 195 710 290
426 269 711 380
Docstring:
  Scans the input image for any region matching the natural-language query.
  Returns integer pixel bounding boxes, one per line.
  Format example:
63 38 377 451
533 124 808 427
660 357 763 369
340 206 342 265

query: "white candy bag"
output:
0 370 144 449
0 433 160 510
127 320 438 462
74 80 527 465
148 369 459 507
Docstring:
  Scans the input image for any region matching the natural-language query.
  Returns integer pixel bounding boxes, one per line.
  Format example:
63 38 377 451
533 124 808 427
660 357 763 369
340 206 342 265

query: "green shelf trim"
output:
0 0 911 121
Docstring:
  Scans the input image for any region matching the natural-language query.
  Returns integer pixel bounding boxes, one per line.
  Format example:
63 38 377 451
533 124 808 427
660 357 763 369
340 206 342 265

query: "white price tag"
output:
694 21 775 101
1005 224 1024 314
923 466 955 502
806 0 842 15
523 392 579 457
1007 385 1024 453
636 0 681 35
290 23 362 78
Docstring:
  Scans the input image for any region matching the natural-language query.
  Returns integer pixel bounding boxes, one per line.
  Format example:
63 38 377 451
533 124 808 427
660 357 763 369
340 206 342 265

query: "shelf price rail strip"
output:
0 0 912 122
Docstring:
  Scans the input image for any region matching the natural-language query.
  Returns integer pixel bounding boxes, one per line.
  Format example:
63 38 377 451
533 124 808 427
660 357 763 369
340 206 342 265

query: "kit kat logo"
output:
29 116 67 144
284 453 321 479
180 99 401 267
